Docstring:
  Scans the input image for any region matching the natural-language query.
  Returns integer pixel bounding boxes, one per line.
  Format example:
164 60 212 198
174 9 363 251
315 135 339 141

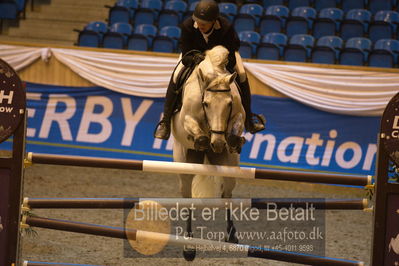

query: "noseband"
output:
201 87 233 135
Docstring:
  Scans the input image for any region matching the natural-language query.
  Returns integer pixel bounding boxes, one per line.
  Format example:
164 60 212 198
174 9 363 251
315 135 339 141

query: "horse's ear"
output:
226 72 237 84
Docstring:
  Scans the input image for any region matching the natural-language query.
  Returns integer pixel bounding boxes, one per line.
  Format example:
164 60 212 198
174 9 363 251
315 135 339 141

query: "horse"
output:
171 45 246 261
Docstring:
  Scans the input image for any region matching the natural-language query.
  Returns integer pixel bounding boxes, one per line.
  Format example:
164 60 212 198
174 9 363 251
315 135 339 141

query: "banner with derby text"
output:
1 82 380 176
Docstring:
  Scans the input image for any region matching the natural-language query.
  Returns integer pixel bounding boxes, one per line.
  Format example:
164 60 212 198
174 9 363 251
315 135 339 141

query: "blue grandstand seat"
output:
311 36 343 64
284 34 314 62
133 0 163 26
286 6 317 37
168 0 187 20
114 0 138 18
257 32 287 60
127 24 157 51
313 8 343 38
369 0 394 15
259 5 289 35
219 2 238 23
234 3 263 33
76 21 108 47
339 37 371 66
108 5 131 25
244 0 263 3
152 26 181 53
369 39 399 68
84 21 108 35
103 22 133 49
187 0 198 5
262 0 285 9
314 0 340 11
158 0 187 29
152 36 174 53
341 0 366 13
184 1 198 20
238 31 261 58
369 10 399 43
339 9 371 41
287 0 313 10
0 1 19 20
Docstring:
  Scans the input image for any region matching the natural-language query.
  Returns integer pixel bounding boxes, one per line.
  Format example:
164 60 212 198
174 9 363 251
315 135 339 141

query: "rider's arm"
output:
179 20 196 56
220 21 240 71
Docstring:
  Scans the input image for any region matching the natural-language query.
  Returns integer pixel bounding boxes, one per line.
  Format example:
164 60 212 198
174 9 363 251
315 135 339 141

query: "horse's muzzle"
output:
210 137 226 153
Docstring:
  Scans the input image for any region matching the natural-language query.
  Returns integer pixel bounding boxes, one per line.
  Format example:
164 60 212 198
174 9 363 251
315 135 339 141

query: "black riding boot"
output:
154 78 178 140
238 79 266 134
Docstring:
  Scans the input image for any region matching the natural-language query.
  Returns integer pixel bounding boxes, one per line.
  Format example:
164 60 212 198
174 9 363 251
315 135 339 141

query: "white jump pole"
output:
27 153 372 186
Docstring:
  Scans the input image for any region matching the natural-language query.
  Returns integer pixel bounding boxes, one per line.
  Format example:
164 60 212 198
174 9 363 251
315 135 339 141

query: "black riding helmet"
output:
192 0 220 23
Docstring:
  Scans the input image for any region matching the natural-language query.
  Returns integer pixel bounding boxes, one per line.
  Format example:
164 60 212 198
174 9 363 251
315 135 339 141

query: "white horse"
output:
171 46 246 260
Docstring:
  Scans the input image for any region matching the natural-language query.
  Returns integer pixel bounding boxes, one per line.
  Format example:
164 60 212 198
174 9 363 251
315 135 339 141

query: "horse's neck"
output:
180 68 204 116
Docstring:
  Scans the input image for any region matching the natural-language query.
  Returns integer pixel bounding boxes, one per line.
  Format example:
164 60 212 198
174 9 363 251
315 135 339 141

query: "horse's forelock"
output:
205 46 229 69
197 46 231 90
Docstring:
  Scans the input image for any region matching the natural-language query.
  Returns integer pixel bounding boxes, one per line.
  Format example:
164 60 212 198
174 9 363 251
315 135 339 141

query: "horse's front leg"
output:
227 112 246 153
175 148 205 261
226 209 239 243
183 115 209 151
182 208 196 261
223 173 239 244
207 150 239 244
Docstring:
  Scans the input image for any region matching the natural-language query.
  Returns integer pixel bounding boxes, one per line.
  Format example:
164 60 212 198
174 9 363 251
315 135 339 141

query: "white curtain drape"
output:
244 62 399 116
1 44 397 116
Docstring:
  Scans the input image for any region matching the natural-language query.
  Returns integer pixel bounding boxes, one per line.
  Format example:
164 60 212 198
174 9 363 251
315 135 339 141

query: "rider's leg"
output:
154 55 187 140
234 52 265 134
154 77 178 140
238 79 265 134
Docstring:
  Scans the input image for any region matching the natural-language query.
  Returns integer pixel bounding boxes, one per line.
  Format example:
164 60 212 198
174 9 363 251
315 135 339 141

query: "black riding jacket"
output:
179 16 240 72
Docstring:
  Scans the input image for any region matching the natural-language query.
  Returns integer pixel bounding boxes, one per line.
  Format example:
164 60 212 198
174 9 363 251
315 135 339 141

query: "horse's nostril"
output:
211 140 226 153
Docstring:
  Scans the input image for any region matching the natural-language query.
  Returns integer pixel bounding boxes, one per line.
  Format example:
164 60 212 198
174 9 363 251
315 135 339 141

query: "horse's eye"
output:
203 102 208 107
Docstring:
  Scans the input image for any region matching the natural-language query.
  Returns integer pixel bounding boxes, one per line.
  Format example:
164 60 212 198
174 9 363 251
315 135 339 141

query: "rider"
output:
154 0 265 140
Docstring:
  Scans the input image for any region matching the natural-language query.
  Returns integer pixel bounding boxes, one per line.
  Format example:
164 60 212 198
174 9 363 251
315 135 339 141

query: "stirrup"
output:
154 120 171 140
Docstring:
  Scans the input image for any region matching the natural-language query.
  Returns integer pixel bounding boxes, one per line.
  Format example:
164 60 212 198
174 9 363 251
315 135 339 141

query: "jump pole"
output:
22 215 364 266
27 153 372 187
24 261 101 266
23 197 369 210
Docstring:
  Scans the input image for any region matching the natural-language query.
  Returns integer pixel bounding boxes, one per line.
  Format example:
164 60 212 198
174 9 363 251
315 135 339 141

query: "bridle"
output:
201 84 233 136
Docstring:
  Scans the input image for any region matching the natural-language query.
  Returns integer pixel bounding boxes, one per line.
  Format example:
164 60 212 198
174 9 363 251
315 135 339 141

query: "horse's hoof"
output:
183 248 196 261
194 136 210 151
226 226 239 243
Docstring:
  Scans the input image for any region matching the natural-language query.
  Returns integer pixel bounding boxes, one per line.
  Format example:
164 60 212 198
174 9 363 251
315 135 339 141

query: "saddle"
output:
173 50 205 112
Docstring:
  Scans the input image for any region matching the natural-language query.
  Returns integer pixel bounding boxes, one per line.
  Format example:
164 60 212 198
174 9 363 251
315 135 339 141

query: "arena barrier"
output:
26 152 372 187
23 197 369 210
1 59 398 266
20 215 364 266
